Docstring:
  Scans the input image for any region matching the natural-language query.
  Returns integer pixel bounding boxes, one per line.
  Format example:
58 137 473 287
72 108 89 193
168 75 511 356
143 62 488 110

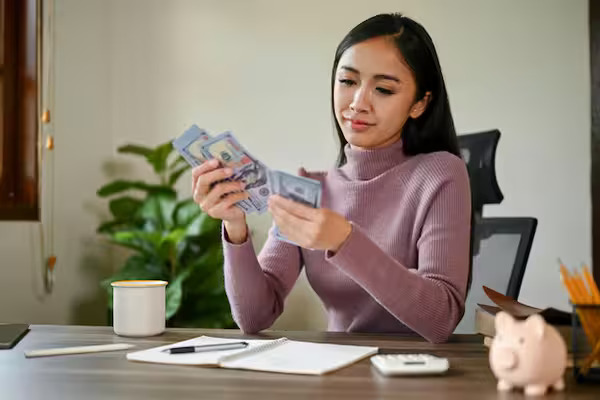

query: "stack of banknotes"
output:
172 125 322 244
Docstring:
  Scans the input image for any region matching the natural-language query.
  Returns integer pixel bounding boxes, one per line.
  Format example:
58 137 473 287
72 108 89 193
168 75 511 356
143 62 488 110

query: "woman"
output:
192 13 471 343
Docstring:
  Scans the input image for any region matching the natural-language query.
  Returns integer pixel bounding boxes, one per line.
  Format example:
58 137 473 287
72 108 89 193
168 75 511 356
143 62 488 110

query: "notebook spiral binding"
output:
218 337 289 364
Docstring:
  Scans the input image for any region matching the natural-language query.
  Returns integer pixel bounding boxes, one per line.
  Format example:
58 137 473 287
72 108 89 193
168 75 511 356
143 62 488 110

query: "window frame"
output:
0 0 40 221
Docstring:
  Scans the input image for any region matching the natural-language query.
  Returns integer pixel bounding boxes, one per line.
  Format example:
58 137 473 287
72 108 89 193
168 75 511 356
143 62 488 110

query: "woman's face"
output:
333 36 430 150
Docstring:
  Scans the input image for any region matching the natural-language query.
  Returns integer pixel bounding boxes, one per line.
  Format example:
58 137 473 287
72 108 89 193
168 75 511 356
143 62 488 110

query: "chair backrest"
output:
458 130 504 218
454 217 538 333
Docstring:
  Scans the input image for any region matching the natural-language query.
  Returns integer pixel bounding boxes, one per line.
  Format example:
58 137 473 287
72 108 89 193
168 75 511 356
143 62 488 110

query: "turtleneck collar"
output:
340 139 409 181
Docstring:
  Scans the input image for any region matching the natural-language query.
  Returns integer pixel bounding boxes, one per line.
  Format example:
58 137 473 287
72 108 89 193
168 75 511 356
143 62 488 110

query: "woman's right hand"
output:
192 159 249 243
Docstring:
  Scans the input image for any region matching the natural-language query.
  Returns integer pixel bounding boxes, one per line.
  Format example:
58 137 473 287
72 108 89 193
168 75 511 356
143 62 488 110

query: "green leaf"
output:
159 228 186 262
172 199 203 228
138 193 177 230
193 243 224 272
175 227 221 268
116 230 163 247
117 144 154 158
118 142 176 174
97 180 176 197
170 288 234 328
110 230 164 256
165 269 191 320
185 210 221 236
97 220 132 234
161 228 186 247
168 155 188 170
109 196 143 221
177 243 224 296
147 142 174 174
168 165 189 186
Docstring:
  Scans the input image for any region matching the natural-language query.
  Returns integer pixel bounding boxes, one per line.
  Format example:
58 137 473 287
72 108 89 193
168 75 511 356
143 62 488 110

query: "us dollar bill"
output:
200 132 271 214
171 125 211 167
267 170 322 245
171 125 252 213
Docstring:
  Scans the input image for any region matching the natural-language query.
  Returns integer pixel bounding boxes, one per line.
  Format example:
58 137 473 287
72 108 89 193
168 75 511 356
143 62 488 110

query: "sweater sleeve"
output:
222 223 303 333
325 161 471 343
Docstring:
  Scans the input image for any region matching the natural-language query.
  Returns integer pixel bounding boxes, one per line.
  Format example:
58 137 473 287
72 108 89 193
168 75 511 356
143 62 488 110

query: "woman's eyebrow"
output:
339 65 400 83
373 73 400 83
339 65 359 74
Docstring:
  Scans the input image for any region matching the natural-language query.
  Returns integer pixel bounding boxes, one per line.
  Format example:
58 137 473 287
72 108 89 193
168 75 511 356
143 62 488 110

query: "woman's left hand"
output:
268 195 352 252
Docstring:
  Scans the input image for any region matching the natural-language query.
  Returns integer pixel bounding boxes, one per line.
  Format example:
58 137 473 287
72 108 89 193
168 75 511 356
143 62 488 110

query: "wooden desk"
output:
0 325 597 399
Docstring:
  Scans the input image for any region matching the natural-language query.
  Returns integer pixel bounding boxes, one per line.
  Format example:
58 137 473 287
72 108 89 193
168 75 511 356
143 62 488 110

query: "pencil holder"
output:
571 304 600 382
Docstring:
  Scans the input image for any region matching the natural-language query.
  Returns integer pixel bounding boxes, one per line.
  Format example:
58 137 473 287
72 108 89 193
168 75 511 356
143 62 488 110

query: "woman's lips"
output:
346 118 374 132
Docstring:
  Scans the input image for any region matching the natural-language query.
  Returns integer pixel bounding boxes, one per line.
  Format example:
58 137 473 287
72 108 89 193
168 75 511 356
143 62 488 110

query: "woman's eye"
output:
338 79 355 86
376 87 394 95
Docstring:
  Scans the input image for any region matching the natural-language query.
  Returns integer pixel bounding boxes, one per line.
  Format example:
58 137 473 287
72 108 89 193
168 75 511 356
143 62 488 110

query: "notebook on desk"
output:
127 336 378 375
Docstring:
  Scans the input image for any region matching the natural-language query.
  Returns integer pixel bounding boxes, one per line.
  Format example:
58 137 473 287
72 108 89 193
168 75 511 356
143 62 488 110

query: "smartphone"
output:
0 324 29 349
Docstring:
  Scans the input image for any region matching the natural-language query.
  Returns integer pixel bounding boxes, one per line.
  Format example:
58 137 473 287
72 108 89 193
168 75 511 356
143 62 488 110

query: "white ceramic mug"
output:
111 280 168 337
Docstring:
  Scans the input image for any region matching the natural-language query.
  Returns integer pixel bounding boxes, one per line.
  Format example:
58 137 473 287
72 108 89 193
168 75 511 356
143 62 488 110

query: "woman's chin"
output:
344 131 402 150
345 139 370 150
344 135 389 150
343 132 373 148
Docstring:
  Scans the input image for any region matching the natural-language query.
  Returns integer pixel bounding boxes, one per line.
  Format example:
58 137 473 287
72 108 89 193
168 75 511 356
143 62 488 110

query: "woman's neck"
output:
341 138 409 180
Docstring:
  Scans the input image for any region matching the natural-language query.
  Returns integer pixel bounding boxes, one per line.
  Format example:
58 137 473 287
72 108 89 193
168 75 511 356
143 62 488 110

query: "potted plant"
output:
97 141 234 328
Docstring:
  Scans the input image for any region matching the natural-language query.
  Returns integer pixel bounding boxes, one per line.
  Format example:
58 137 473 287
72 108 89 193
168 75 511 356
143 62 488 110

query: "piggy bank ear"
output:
495 311 514 332
524 314 546 339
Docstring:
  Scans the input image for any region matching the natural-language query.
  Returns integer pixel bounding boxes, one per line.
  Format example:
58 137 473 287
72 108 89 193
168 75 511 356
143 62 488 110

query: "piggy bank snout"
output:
494 348 518 370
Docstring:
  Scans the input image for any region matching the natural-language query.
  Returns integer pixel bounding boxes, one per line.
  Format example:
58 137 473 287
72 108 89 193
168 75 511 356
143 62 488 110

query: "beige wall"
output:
0 0 590 330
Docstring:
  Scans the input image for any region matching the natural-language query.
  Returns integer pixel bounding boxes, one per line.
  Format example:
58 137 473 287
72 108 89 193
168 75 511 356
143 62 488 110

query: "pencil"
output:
25 343 135 358
581 265 600 350
560 264 579 303
572 270 592 304
559 263 598 346
582 265 600 304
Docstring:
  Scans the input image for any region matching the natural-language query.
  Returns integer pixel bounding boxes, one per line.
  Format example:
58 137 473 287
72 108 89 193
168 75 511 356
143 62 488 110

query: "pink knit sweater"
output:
222 139 471 343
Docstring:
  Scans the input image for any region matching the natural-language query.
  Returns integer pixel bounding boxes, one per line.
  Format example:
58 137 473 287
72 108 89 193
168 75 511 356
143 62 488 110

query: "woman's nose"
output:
349 87 370 112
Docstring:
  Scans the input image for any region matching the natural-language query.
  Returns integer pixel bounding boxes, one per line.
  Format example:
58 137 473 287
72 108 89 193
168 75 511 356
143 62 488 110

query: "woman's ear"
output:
409 91 432 119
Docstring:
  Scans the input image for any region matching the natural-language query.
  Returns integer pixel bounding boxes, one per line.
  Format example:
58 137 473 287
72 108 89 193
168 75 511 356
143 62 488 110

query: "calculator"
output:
370 354 450 376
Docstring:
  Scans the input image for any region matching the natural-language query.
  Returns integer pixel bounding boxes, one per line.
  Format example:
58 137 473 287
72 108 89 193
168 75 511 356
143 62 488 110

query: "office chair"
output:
458 130 504 219
454 217 538 333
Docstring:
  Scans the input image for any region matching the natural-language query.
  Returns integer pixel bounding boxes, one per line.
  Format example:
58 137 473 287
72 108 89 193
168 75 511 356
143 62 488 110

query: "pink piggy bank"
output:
489 312 567 396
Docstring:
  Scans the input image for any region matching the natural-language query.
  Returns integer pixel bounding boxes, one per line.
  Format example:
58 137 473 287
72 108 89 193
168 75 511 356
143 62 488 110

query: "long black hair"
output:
332 13 460 166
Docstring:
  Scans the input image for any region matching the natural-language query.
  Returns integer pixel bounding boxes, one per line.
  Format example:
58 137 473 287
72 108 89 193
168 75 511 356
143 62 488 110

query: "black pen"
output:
162 341 249 354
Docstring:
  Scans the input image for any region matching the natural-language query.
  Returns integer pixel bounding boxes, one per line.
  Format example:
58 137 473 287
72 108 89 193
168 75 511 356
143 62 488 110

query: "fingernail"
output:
239 182 246 189
224 168 233 175
210 159 219 166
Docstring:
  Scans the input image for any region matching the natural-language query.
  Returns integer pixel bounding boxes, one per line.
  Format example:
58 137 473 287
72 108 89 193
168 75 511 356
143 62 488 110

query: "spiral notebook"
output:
126 336 378 375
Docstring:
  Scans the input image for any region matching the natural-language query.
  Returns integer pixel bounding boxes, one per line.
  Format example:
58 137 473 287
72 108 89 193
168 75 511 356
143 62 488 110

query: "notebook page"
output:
217 337 289 364
220 339 378 375
126 336 274 366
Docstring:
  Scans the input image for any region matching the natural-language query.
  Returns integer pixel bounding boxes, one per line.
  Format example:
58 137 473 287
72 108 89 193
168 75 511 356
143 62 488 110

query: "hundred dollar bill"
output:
200 132 271 214
171 125 252 213
267 170 322 246
171 124 211 167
